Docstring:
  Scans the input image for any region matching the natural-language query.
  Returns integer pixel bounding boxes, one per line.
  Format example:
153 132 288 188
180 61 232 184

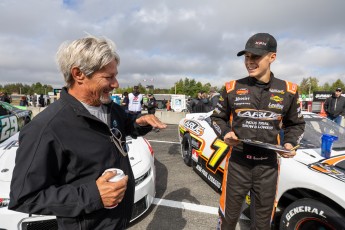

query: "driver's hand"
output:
277 143 297 158
224 132 240 146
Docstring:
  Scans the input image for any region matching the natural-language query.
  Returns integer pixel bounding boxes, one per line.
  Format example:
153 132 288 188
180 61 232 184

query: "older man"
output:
9 36 166 230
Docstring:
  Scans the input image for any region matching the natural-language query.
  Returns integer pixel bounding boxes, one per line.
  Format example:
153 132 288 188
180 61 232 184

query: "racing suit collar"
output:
249 72 274 89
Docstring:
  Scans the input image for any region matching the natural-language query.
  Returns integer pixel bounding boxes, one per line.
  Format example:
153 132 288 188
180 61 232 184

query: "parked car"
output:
0 101 32 143
0 133 156 230
178 111 345 229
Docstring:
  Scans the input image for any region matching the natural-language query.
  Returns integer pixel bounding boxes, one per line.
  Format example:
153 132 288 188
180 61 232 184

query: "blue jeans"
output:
327 115 342 125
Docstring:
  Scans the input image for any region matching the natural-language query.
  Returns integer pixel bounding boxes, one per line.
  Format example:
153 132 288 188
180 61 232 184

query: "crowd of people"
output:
188 87 220 113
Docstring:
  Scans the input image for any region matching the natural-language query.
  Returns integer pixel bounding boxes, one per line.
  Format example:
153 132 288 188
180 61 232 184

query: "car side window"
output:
0 105 9 116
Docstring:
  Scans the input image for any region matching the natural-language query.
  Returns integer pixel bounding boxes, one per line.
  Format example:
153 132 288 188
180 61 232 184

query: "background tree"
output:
299 77 319 96
330 79 345 91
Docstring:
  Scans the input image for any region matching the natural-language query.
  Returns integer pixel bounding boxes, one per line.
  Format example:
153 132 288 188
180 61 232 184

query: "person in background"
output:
19 96 29 106
121 91 129 112
209 87 220 110
190 91 211 113
211 33 305 229
147 93 157 114
0 92 12 103
32 94 37 107
9 35 167 230
324 87 345 125
0 91 5 102
38 94 45 107
162 98 167 110
128 85 143 118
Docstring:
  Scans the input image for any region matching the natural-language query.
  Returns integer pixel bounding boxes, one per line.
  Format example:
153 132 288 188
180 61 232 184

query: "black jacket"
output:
324 94 345 118
211 74 305 166
9 88 152 229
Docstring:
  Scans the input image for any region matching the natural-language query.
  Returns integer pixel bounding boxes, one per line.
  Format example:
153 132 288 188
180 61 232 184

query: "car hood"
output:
294 148 345 165
291 148 345 183
0 133 19 182
127 137 143 168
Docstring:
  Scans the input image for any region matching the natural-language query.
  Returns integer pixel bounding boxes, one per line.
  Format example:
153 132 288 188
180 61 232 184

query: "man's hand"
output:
96 171 128 208
223 131 240 146
277 143 297 158
136 114 167 129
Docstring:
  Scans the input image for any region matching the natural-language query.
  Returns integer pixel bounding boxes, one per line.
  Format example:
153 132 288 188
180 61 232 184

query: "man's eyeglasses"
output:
110 128 128 157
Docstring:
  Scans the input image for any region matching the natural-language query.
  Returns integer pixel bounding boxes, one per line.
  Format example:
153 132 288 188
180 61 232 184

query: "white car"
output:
178 111 345 229
0 133 155 230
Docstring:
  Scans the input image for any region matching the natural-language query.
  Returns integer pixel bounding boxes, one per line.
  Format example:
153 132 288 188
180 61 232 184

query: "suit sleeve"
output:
210 88 232 139
9 125 103 217
282 90 306 146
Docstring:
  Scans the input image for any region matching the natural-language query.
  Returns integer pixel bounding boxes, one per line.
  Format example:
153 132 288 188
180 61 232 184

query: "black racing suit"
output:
211 73 305 229
9 88 152 230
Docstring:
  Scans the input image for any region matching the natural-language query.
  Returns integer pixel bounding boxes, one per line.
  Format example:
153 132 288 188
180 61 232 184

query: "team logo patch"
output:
236 88 249 95
112 120 118 128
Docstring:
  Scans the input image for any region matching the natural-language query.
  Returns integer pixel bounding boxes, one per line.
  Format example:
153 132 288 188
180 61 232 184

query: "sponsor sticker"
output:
183 120 205 136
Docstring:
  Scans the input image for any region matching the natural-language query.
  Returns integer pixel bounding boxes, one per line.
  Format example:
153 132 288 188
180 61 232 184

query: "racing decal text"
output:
236 109 282 121
183 120 205 136
195 164 221 189
285 206 326 221
242 120 274 130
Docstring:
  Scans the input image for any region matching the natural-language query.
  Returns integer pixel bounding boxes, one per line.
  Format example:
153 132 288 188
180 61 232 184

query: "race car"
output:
0 101 32 143
0 132 155 230
178 111 345 229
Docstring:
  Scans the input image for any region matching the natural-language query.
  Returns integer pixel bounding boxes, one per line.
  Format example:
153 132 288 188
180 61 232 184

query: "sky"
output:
1 0 345 90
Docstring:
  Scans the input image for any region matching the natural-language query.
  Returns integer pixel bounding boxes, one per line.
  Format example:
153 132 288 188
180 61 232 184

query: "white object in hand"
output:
102 168 125 209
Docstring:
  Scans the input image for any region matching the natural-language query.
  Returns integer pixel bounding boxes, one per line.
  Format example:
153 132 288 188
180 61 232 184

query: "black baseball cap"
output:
237 33 277 56
336 87 342 91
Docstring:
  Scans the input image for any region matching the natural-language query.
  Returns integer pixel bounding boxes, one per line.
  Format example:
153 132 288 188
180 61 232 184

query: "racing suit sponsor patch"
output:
236 109 282 121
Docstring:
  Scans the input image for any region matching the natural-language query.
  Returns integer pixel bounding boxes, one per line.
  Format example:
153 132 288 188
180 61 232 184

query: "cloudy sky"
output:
1 0 344 89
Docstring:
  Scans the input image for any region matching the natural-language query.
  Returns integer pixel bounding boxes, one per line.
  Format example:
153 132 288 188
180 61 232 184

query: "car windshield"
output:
0 102 15 112
335 159 345 171
300 113 345 150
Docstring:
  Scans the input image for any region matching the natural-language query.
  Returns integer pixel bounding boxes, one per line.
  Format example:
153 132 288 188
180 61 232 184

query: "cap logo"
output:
255 41 267 46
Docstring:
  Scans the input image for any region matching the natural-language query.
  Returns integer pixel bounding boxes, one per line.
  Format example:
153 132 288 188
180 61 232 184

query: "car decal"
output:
183 119 205 136
0 116 18 142
308 155 345 182
205 138 229 174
